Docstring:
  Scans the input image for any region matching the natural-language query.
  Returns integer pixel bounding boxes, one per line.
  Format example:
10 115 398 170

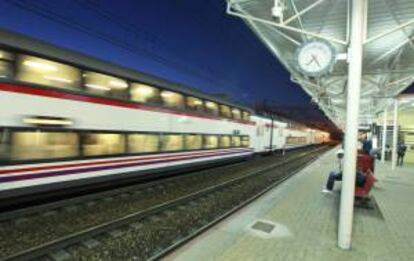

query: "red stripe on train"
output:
0 83 256 126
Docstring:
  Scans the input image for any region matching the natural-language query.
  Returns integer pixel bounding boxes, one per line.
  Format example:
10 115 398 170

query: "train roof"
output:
0 28 253 112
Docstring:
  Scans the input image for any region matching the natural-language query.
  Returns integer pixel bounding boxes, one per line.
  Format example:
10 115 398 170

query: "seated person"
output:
362 137 372 155
335 148 344 172
321 166 371 193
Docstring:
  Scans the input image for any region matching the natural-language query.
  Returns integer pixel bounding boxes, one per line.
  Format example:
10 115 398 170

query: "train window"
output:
161 134 183 151
220 105 232 118
241 136 250 147
10 131 79 160
0 129 10 160
83 71 128 99
204 135 218 149
130 83 161 104
17 55 81 90
0 50 14 61
186 97 204 112
242 111 250 121
83 133 125 156
185 134 203 150
231 136 241 147
128 133 160 153
205 101 219 115
232 108 242 120
220 135 231 148
0 50 14 78
161 91 184 109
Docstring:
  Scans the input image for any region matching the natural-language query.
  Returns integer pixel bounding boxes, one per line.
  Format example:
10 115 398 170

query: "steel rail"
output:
1 146 329 261
0 158 252 221
148 149 325 261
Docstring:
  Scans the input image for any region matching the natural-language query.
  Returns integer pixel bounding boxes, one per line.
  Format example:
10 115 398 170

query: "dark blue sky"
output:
0 0 311 107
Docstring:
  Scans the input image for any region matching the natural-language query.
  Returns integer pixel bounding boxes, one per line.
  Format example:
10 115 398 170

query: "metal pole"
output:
381 108 387 163
391 99 399 170
269 116 274 152
338 0 366 250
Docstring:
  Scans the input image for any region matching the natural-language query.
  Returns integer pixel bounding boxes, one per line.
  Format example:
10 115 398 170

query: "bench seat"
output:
355 173 377 198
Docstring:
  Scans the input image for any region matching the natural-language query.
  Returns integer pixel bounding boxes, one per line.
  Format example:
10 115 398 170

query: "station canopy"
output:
227 0 414 128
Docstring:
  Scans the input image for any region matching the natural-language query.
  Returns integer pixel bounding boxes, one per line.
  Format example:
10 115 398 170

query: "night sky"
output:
0 0 312 104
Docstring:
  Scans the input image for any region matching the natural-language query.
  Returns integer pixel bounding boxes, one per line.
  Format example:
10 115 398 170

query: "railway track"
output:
0 145 330 261
0 147 310 221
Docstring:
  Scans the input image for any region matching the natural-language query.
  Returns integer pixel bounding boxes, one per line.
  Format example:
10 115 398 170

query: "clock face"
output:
296 41 336 77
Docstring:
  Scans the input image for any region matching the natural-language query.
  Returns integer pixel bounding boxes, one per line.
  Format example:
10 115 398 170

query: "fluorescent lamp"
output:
43 75 73 83
85 83 111 91
24 117 73 126
23 60 57 71
399 99 412 104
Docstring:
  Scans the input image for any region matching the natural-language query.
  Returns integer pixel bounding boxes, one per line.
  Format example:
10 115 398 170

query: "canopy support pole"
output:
381 108 388 163
391 99 399 170
338 0 366 250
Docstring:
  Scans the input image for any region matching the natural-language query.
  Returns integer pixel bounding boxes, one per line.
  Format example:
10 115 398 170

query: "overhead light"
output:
43 75 73 83
399 99 411 104
109 80 128 89
336 53 348 61
23 116 73 126
23 60 58 71
271 0 284 19
193 100 203 105
85 83 111 91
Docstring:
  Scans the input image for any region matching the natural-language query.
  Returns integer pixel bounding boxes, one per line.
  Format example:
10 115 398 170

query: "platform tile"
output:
168 150 414 261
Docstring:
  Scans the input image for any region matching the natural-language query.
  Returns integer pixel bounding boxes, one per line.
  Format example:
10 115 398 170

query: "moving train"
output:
0 29 330 199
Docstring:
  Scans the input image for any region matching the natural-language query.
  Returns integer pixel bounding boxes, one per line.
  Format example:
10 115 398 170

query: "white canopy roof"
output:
227 0 414 128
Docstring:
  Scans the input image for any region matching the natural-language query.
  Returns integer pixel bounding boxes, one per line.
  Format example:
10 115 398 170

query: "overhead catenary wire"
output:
5 0 234 91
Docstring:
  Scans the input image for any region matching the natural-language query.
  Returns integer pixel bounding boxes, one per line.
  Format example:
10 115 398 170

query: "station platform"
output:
166 149 414 261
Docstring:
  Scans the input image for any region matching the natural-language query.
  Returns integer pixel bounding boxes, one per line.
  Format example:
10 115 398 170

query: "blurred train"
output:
0 29 330 199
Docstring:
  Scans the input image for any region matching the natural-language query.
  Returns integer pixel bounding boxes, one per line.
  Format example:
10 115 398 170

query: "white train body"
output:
0 29 330 199
0 86 254 198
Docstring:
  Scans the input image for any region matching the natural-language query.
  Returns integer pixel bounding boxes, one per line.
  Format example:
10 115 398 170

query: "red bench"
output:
357 153 375 172
355 153 376 202
355 173 377 198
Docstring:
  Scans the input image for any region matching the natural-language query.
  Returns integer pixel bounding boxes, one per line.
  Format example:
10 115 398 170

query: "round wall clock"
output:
295 40 336 77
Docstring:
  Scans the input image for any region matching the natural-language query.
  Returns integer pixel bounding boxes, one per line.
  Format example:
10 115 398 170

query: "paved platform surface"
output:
165 149 414 261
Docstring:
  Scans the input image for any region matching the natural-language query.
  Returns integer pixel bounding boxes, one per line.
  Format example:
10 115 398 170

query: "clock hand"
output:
311 55 321 68
306 58 314 66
